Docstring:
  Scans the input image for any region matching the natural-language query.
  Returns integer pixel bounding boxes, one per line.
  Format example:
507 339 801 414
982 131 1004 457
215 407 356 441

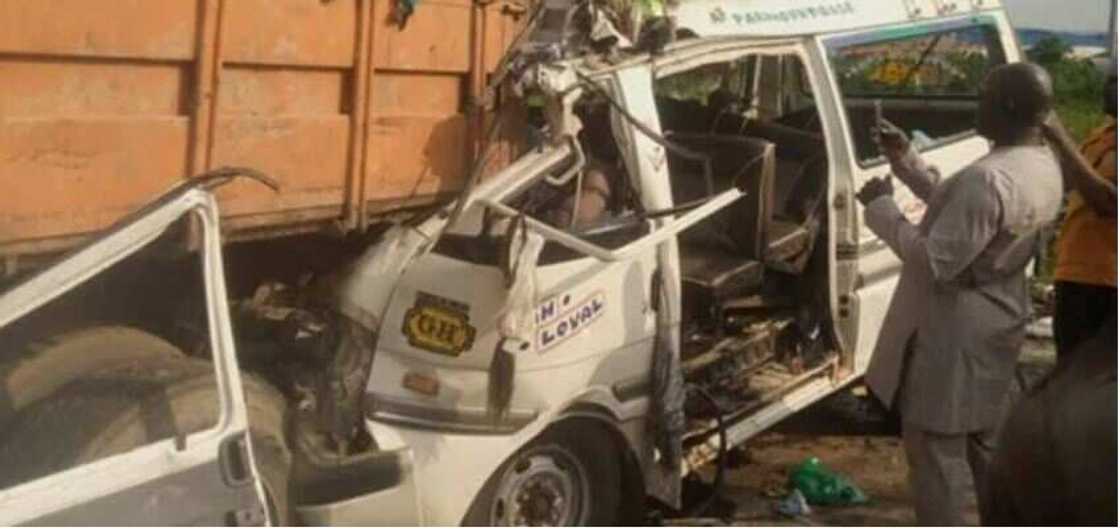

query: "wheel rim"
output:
490 444 591 526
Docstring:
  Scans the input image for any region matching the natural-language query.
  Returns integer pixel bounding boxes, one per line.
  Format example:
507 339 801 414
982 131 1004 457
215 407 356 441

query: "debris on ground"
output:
789 456 870 506
725 444 753 468
668 344 1057 526
1027 316 1055 339
1030 280 1056 316
761 483 787 499
775 489 813 517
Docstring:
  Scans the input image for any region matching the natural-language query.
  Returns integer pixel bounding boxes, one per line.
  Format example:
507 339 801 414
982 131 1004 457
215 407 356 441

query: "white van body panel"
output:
0 189 265 525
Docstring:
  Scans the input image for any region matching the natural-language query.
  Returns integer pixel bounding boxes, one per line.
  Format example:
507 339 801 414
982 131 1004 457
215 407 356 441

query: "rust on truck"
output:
0 0 526 259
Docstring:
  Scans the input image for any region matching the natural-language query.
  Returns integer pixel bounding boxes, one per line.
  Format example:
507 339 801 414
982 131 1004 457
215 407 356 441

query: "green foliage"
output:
1026 36 1072 65
949 51 990 93
1057 98 1107 143
1028 36 1107 141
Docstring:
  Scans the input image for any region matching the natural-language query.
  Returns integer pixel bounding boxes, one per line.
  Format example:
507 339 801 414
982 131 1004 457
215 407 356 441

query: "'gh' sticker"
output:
402 292 476 357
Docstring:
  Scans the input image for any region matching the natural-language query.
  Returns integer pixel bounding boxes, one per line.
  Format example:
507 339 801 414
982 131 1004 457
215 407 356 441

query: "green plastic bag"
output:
788 457 869 506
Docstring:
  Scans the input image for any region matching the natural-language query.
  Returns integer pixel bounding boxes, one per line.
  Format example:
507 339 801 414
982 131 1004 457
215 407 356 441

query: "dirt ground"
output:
666 337 1057 526
710 432 928 526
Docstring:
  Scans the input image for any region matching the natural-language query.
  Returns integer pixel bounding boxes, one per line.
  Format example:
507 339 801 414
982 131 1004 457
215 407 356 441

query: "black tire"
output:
0 357 292 523
0 326 182 428
463 424 622 526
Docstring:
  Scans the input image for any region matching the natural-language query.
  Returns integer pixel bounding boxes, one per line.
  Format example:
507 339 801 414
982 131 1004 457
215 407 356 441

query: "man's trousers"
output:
902 423 999 525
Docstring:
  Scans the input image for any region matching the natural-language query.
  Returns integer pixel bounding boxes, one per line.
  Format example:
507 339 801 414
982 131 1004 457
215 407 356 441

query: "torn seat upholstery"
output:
667 134 776 303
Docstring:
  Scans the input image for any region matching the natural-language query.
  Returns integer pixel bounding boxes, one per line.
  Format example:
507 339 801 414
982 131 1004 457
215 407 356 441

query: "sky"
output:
1002 0 1114 33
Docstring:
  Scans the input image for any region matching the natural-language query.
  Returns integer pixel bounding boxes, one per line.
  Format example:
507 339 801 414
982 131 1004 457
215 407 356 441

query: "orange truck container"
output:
0 0 526 263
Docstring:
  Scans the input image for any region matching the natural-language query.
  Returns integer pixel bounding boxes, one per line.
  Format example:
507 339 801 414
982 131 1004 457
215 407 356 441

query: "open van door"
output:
0 179 269 525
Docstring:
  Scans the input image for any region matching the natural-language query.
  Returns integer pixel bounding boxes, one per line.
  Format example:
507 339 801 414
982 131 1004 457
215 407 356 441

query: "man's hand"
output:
870 118 910 161
857 175 894 206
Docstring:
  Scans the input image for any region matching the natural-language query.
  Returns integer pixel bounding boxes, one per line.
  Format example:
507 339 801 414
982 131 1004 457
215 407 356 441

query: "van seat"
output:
681 251 765 301
766 220 808 264
739 121 829 274
667 134 776 302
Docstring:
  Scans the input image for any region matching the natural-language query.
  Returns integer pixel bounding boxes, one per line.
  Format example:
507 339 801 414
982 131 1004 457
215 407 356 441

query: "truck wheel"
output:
463 425 621 526
0 357 292 524
0 326 182 428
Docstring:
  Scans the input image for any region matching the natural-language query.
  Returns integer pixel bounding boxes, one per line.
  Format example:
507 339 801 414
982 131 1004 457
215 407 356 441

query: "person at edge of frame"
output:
1044 70 1118 361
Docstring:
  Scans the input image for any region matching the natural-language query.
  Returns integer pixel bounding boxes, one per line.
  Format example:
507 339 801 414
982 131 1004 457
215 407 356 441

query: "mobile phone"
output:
873 99 884 128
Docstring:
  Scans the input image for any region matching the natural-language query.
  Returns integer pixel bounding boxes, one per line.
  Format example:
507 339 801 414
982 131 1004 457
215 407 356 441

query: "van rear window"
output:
825 21 1007 166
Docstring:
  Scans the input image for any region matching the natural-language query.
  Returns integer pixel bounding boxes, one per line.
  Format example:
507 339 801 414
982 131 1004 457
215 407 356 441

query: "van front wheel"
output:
464 426 621 526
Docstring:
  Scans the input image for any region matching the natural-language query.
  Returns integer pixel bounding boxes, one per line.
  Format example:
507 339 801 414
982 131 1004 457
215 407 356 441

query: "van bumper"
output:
293 448 423 526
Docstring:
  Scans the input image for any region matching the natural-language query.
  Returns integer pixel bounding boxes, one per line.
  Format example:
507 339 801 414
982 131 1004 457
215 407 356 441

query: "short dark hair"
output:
991 62 1054 127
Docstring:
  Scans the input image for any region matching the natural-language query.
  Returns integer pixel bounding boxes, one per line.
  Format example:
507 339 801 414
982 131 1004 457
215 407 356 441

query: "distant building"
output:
1070 45 1108 59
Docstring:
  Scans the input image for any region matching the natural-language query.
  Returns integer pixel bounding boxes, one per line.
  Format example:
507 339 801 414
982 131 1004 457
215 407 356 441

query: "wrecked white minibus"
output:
0 0 1024 524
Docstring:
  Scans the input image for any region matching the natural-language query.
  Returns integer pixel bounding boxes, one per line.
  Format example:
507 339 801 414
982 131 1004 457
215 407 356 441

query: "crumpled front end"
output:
325 223 438 334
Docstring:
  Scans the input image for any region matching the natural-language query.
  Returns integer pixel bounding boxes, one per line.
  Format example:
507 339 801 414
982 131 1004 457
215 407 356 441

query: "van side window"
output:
826 23 1007 166
654 52 831 281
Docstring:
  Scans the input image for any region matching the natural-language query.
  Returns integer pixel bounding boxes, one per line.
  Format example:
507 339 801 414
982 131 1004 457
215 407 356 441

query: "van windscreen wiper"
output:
897 33 944 91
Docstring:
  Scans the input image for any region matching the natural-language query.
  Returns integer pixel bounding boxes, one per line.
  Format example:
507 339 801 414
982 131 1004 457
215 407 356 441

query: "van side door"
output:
819 12 1021 372
0 188 267 525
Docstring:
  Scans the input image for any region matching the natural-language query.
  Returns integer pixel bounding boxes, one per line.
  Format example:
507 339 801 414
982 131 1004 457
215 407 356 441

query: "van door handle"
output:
219 434 254 487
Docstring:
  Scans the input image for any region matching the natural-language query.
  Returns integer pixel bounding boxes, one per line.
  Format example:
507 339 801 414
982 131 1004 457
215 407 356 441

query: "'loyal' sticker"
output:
402 292 476 357
536 291 606 352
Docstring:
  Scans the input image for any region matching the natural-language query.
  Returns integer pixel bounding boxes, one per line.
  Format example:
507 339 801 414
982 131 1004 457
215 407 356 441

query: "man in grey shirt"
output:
855 62 1063 525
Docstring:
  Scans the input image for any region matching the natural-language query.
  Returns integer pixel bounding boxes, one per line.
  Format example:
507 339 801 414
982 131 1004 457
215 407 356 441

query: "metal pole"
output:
1109 0 1116 61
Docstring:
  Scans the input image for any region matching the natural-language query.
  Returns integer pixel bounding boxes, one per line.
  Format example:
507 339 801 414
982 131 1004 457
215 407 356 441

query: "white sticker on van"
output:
709 1 856 27
537 291 606 352
673 0 911 39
